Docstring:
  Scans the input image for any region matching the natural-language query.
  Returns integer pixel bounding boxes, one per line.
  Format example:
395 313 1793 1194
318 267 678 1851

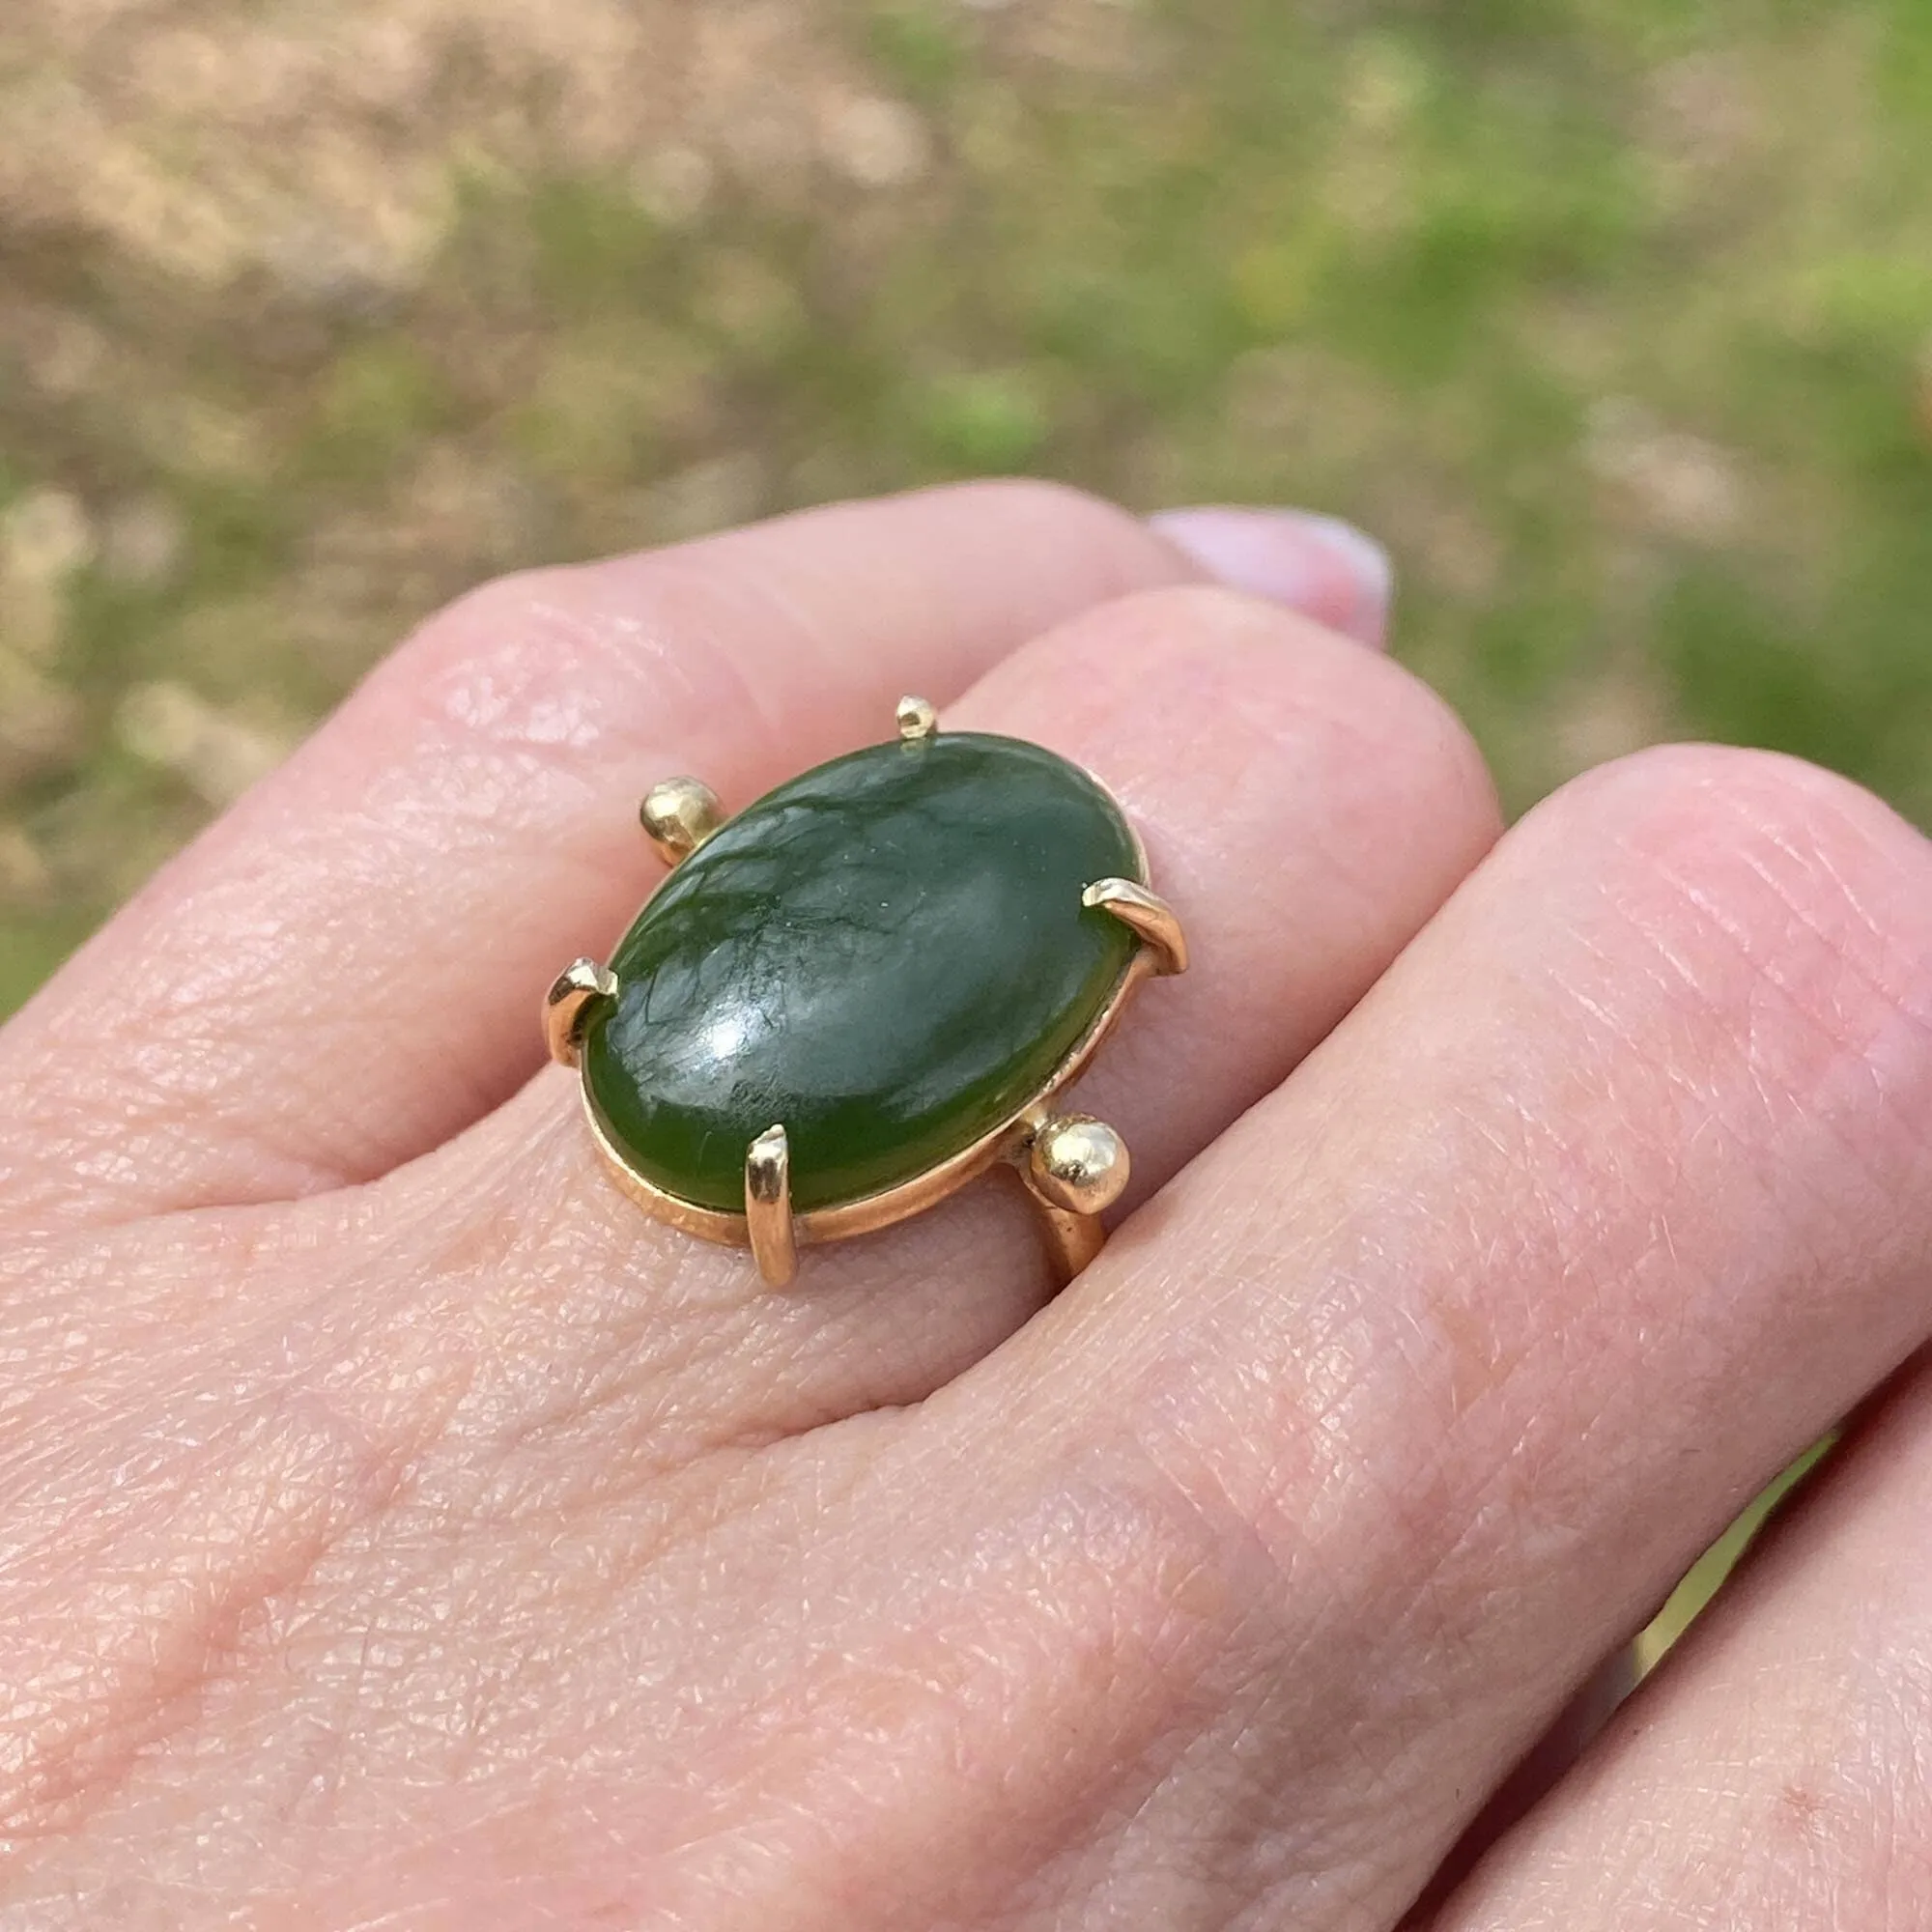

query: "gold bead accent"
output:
640 777 725 867
895 695 939 742
1026 1114 1131 1217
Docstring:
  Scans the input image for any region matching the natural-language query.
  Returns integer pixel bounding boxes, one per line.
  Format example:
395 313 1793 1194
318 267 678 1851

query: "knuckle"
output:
923 474 1140 537
1544 742 1932 1138
899 477 1184 606
1330 645 1498 838
398 561 580 681
1003 1432 1298 1708
1035 582 1315 692
1037 580 1497 831
381 553 767 767
374 480 1179 761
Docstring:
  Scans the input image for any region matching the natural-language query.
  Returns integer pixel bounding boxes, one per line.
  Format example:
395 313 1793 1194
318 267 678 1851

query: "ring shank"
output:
1031 1202 1108 1286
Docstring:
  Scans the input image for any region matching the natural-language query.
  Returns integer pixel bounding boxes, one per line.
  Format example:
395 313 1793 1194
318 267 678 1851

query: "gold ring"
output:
544 696 1186 1287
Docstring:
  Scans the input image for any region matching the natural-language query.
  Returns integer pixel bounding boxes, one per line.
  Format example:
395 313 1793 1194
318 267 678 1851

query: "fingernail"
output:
1150 506 1394 648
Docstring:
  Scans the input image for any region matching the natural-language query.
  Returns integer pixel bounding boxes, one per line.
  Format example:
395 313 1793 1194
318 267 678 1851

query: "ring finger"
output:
387 581 1499 1464
0 483 1199 1230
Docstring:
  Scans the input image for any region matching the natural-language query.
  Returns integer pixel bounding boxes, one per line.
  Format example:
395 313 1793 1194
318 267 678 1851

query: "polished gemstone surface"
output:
582 732 1141 1214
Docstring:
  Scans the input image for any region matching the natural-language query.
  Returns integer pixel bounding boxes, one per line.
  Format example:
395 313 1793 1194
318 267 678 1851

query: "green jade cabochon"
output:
582 732 1142 1214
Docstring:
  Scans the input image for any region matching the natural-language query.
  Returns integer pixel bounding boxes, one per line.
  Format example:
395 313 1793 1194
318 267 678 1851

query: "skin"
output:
0 480 1929 1928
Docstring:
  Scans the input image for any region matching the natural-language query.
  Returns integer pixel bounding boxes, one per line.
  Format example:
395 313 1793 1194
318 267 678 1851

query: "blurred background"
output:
5 0 1932 1017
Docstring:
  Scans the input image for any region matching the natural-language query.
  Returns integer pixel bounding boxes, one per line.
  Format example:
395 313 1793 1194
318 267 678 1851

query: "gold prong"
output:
895 695 939 742
1023 1114 1131 1217
1082 877 1188 976
640 777 725 867
545 958 619 1067
745 1124 799 1288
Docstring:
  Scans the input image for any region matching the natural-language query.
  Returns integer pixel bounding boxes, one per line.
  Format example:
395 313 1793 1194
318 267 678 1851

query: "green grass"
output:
9 8 1932 925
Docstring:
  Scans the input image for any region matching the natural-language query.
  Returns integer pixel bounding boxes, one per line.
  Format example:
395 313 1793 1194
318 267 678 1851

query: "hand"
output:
2 483 1927 1929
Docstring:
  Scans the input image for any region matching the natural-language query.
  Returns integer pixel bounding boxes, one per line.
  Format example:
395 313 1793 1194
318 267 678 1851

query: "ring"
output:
543 696 1187 1287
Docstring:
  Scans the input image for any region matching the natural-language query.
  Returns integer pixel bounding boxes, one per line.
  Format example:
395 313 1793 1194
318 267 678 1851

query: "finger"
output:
1151 506 1394 647
912 745 1932 1927
1431 1364 1932 1931
0 484 1206 1228
0 571 1487 1914
393 583 1496 1467
1403 1645 1640 1923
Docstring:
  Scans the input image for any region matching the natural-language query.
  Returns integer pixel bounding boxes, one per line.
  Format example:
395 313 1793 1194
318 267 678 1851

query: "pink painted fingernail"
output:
1150 506 1394 648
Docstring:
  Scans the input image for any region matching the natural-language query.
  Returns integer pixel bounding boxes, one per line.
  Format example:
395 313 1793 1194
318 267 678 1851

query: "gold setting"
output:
1023 1114 1131 1217
552 698 1188 1287
1081 877 1188 976
545 958 619 1068
745 1125 799 1288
